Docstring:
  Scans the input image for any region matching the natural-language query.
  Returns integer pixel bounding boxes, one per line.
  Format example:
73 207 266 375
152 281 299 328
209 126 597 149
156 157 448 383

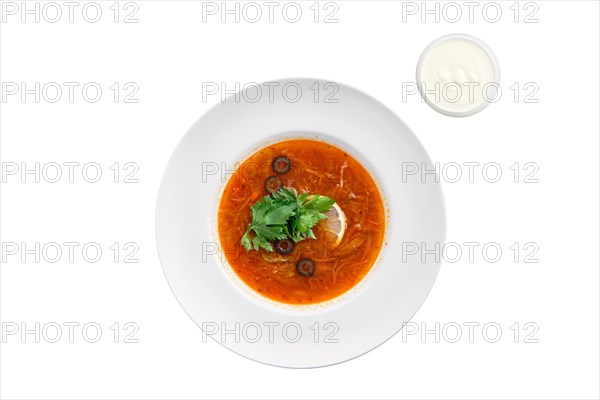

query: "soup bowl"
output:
156 78 446 368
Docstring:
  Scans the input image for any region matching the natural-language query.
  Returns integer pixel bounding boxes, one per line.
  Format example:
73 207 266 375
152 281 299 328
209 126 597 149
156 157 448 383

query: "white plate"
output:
156 78 446 368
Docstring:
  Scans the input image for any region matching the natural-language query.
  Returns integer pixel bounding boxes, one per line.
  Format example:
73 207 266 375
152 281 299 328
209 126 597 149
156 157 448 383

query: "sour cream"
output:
416 34 500 117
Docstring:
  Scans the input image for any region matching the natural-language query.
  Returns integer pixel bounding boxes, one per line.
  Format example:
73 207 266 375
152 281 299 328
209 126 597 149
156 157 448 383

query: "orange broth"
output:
217 139 386 305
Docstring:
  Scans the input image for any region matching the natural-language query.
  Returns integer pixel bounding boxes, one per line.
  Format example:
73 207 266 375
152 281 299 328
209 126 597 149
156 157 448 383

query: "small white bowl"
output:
416 33 501 117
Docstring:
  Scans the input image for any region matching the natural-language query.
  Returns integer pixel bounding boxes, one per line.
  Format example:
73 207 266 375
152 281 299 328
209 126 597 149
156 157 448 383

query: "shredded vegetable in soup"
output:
217 139 386 305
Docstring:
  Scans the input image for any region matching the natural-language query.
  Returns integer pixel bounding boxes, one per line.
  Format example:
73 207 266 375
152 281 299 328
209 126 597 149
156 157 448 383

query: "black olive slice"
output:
296 258 315 277
272 156 291 175
264 176 282 194
274 239 295 255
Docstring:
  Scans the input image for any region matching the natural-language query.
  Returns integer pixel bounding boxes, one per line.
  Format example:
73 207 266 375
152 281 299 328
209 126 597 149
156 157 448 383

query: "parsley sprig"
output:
241 188 335 252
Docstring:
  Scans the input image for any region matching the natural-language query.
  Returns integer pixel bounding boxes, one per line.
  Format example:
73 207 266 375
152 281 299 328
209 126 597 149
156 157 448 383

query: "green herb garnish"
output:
241 188 335 252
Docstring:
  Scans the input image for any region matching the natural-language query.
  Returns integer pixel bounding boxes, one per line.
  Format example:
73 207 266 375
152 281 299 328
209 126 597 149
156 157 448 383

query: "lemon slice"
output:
321 202 347 246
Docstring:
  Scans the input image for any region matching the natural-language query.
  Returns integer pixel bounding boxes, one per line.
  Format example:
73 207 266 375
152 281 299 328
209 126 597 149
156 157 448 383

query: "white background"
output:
1 1 599 399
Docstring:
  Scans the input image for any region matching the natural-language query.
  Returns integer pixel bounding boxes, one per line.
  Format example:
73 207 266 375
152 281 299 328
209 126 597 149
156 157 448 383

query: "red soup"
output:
218 139 386 305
